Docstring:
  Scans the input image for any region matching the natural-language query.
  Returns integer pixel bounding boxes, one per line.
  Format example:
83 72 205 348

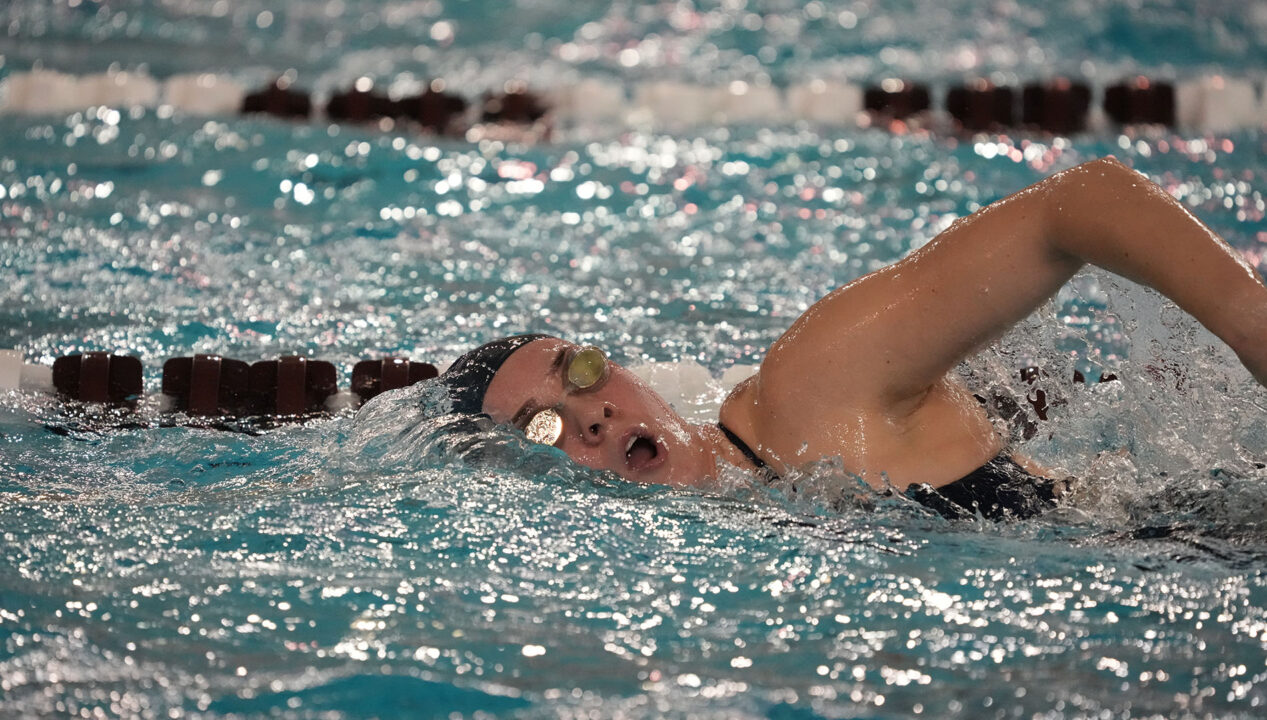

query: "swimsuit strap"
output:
717 422 775 477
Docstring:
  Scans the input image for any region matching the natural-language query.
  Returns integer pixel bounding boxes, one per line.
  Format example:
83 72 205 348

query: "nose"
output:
568 400 615 447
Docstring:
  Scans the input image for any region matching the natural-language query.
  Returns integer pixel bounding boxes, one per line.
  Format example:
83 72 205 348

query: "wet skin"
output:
481 337 751 488
479 159 1267 490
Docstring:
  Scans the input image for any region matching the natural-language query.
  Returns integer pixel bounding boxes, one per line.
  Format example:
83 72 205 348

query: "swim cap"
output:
438 334 553 415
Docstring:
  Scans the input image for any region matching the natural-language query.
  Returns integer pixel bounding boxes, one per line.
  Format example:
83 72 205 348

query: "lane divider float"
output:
1 350 437 420
3 69 1265 134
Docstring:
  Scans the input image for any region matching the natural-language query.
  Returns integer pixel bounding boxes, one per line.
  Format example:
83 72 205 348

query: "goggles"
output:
523 345 609 446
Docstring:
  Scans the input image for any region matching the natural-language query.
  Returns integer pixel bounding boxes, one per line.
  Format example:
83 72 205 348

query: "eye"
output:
524 407 564 446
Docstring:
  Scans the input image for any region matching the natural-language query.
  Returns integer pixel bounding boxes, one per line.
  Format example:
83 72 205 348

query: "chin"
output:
654 443 713 489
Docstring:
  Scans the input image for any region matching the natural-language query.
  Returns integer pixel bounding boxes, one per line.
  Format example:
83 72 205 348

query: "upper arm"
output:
756 159 1117 411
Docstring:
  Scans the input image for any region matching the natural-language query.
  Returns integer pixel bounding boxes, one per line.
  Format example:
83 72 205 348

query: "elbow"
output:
1047 155 1142 206
1040 158 1134 265
1059 155 1132 187
1091 154 1127 170
1081 155 1145 189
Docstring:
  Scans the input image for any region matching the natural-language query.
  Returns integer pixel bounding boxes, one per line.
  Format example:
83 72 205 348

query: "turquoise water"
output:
4 1 1267 718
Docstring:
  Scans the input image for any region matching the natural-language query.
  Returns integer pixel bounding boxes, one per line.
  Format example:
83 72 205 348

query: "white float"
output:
79 71 160 108
1176 76 1260 133
163 73 246 115
548 77 628 122
1 69 161 113
0 350 54 393
713 81 786 125
631 80 720 127
787 79 865 126
1 70 84 114
0 350 20 390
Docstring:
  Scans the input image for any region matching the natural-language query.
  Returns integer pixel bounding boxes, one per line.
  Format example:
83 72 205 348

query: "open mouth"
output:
623 431 665 472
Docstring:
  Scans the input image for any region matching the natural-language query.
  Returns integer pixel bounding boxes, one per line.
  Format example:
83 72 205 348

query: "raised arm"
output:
761 156 1267 410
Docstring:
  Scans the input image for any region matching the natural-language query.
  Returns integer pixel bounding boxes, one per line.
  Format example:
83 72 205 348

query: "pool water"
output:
4 1 1267 718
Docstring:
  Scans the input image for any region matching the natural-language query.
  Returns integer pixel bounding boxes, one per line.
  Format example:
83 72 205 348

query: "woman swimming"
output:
434 157 1267 515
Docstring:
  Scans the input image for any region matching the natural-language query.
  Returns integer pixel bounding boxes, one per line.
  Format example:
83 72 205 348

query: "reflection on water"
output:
4 112 1267 717
4 0 1267 716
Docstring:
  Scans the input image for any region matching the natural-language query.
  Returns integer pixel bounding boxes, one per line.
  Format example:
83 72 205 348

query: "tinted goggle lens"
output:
523 346 609 446
566 345 608 390
524 407 564 446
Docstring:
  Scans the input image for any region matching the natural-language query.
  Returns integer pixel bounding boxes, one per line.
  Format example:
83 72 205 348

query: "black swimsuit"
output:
901 454 1062 520
717 422 1060 520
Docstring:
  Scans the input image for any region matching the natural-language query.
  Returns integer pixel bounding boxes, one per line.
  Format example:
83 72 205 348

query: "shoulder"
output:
721 366 1005 484
718 363 876 470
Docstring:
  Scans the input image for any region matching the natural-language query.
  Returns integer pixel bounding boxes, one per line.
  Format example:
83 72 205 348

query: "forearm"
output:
1044 157 1267 382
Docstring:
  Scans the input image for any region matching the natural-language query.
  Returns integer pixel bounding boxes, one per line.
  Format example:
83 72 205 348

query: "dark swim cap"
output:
438 334 553 415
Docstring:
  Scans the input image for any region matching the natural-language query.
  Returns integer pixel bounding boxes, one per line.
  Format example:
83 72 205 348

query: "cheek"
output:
662 422 693 447
618 386 693 447
613 373 675 415
636 388 690 434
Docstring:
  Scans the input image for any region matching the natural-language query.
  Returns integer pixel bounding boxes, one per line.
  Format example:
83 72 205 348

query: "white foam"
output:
787 80 864 125
1176 76 1260 133
628 360 760 421
629 359 724 419
163 74 246 116
720 364 759 389
325 389 360 413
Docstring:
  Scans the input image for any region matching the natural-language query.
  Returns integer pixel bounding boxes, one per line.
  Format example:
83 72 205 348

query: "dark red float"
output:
481 89 547 124
52 352 143 404
162 354 251 416
863 81 931 121
351 357 439 402
946 80 1015 132
241 78 313 119
248 356 338 415
1022 79 1092 134
326 83 397 123
1104 77 1175 126
397 88 469 134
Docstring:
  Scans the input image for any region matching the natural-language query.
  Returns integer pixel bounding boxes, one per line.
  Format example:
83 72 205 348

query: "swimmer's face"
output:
482 338 715 488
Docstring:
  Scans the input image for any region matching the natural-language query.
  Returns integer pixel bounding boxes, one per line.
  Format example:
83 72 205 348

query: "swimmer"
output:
435 157 1267 517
